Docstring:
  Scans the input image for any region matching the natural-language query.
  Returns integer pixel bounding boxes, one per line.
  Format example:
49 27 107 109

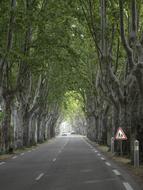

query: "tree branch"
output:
119 0 135 69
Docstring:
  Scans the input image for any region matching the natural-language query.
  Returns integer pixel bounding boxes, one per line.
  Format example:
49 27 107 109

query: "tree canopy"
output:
0 0 143 162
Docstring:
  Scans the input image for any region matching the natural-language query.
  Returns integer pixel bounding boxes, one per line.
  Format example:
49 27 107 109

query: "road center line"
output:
105 162 111 166
113 169 121 176
35 173 44 181
123 182 133 190
80 169 92 173
0 162 5 166
52 158 56 162
101 157 105 160
97 153 101 156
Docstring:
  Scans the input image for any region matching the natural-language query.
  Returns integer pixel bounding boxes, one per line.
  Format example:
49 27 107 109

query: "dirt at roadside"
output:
0 154 13 160
0 138 55 161
0 146 36 161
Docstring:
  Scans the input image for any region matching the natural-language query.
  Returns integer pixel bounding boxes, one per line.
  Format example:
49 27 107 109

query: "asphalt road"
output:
0 135 141 190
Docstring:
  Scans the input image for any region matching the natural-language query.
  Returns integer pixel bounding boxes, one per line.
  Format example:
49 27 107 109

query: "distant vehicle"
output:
62 133 67 136
71 131 76 134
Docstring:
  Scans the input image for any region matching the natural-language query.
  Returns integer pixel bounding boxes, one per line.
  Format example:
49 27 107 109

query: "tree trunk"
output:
1 96 12 151
23 113 30 146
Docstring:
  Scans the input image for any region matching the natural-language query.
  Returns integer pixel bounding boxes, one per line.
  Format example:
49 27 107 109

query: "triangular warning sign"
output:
115 127 127 140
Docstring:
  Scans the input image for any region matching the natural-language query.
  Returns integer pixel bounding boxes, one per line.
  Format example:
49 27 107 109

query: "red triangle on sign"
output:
115 127 127 140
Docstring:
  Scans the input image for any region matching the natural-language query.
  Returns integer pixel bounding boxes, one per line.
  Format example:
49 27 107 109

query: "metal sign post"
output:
120 140 123 156
134 140 139 167
111 137 114 154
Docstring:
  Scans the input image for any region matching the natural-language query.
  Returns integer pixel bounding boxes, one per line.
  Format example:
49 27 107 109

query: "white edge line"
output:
12 156 17 159
35 173 44 181
113 169 121 176
105 162 111 166
123 182 133 190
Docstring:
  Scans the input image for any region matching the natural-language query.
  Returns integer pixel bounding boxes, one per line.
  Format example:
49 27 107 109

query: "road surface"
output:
0 135 141 190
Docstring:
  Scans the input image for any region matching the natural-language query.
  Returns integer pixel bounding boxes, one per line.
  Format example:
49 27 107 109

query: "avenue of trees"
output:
0 0 143 163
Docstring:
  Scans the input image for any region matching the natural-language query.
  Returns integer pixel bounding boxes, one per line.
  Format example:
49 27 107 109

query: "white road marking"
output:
97 153 101 156
20 153 24 156
84 178 116 184
80 169 92 173
105 162 111 166
28 150 31 153
94 150 98 153
12 156 17 159
0 162 5 166
101 157 105 160
52 158 56 162
123 182 133 190
35 173 44 181
113 169 121 176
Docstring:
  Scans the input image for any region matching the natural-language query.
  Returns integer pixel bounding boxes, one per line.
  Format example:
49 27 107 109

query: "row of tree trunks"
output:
10 104 60 149
80 0 143 162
